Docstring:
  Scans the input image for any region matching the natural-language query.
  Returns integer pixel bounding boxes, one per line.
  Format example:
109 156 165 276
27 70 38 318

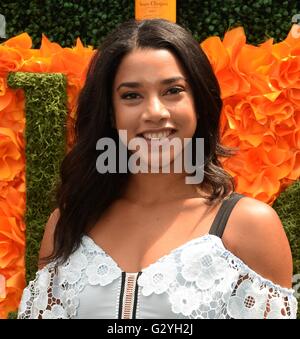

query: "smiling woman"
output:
112 48 198 174
17 19 297 319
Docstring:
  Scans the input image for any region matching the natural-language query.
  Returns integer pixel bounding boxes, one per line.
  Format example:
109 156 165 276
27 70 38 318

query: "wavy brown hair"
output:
47 18 238 264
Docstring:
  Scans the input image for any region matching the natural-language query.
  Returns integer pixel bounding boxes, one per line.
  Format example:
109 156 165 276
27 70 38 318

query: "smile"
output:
138 129 176 141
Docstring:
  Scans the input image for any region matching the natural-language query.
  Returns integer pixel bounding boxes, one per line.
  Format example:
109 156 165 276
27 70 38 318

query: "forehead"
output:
113 48 186 85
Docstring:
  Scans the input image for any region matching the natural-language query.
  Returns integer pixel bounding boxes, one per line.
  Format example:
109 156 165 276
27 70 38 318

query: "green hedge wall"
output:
7 72 67 283
1 0 299 47
273 180 300 318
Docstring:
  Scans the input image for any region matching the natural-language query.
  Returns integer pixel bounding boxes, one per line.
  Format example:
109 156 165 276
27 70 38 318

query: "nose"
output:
143 95 170 122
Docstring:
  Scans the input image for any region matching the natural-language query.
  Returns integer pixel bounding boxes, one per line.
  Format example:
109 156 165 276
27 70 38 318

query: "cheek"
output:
114 102 129 127
115 109 138 139
177 95 197 121
176 105 198 134
184 100 198 131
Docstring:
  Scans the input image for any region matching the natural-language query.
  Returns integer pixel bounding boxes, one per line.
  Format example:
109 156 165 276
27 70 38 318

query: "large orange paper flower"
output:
202 25 300 203
0 270 25 318
0 214 25 317
0 128 23 182
0 216 24 269
0 47 23 76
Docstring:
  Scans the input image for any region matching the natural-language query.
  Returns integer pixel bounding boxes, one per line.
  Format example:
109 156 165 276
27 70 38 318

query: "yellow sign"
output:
135 0 176 23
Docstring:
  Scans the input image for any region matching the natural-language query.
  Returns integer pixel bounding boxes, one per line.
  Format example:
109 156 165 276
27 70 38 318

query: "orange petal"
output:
201 36 230 72
4 33 32 49
223 27 246 61
40 34 63 57
0 89 13 111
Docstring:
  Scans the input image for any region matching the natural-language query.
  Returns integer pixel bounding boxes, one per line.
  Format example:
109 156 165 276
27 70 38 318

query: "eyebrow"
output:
116 76 187 91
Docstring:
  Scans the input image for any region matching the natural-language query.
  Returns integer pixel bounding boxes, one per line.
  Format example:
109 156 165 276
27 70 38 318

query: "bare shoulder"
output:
223 196 293 288
38 208 60 270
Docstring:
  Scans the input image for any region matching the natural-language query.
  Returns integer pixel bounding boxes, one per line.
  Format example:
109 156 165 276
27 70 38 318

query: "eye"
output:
121 92 141 100
120 87 184 100
165 87 185 95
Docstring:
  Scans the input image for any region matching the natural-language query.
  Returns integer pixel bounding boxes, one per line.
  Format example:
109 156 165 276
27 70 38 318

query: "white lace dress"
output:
18 234 298 319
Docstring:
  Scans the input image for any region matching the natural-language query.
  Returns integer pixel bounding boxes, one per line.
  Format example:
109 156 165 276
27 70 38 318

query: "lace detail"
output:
18 236 122 319
137 235 298 319
169 285 202 316
137 260 177 296
86 255 121 286
18 234 298 319
18 265 68 319
180 242 231 290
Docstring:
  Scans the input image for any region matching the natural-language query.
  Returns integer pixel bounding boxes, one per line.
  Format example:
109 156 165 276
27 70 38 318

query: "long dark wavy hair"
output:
47 18 238 264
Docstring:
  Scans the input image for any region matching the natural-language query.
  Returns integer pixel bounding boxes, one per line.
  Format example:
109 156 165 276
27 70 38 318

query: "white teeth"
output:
142 130 173 140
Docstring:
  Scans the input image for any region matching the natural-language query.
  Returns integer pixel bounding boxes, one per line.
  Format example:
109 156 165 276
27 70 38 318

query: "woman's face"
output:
112 48 198 168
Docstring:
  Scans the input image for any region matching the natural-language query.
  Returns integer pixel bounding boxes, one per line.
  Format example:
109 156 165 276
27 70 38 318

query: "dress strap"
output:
208 192 245 238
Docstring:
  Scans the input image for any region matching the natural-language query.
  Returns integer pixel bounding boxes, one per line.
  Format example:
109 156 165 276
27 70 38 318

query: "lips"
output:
137 129 177 140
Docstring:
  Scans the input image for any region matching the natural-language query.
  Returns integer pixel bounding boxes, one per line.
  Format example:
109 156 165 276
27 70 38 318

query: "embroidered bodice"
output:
18 234 297 319
18 193 298 319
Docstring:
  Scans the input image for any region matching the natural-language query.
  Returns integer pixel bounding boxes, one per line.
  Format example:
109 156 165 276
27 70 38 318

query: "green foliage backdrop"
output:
8 73 67 283
273 181 300 318
1 0 299 47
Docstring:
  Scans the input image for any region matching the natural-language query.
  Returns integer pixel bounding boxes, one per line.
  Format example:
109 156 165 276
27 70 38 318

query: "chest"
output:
88 199 220 273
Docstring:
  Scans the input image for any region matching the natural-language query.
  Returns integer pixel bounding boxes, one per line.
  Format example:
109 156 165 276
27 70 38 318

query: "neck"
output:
122 171 204 207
